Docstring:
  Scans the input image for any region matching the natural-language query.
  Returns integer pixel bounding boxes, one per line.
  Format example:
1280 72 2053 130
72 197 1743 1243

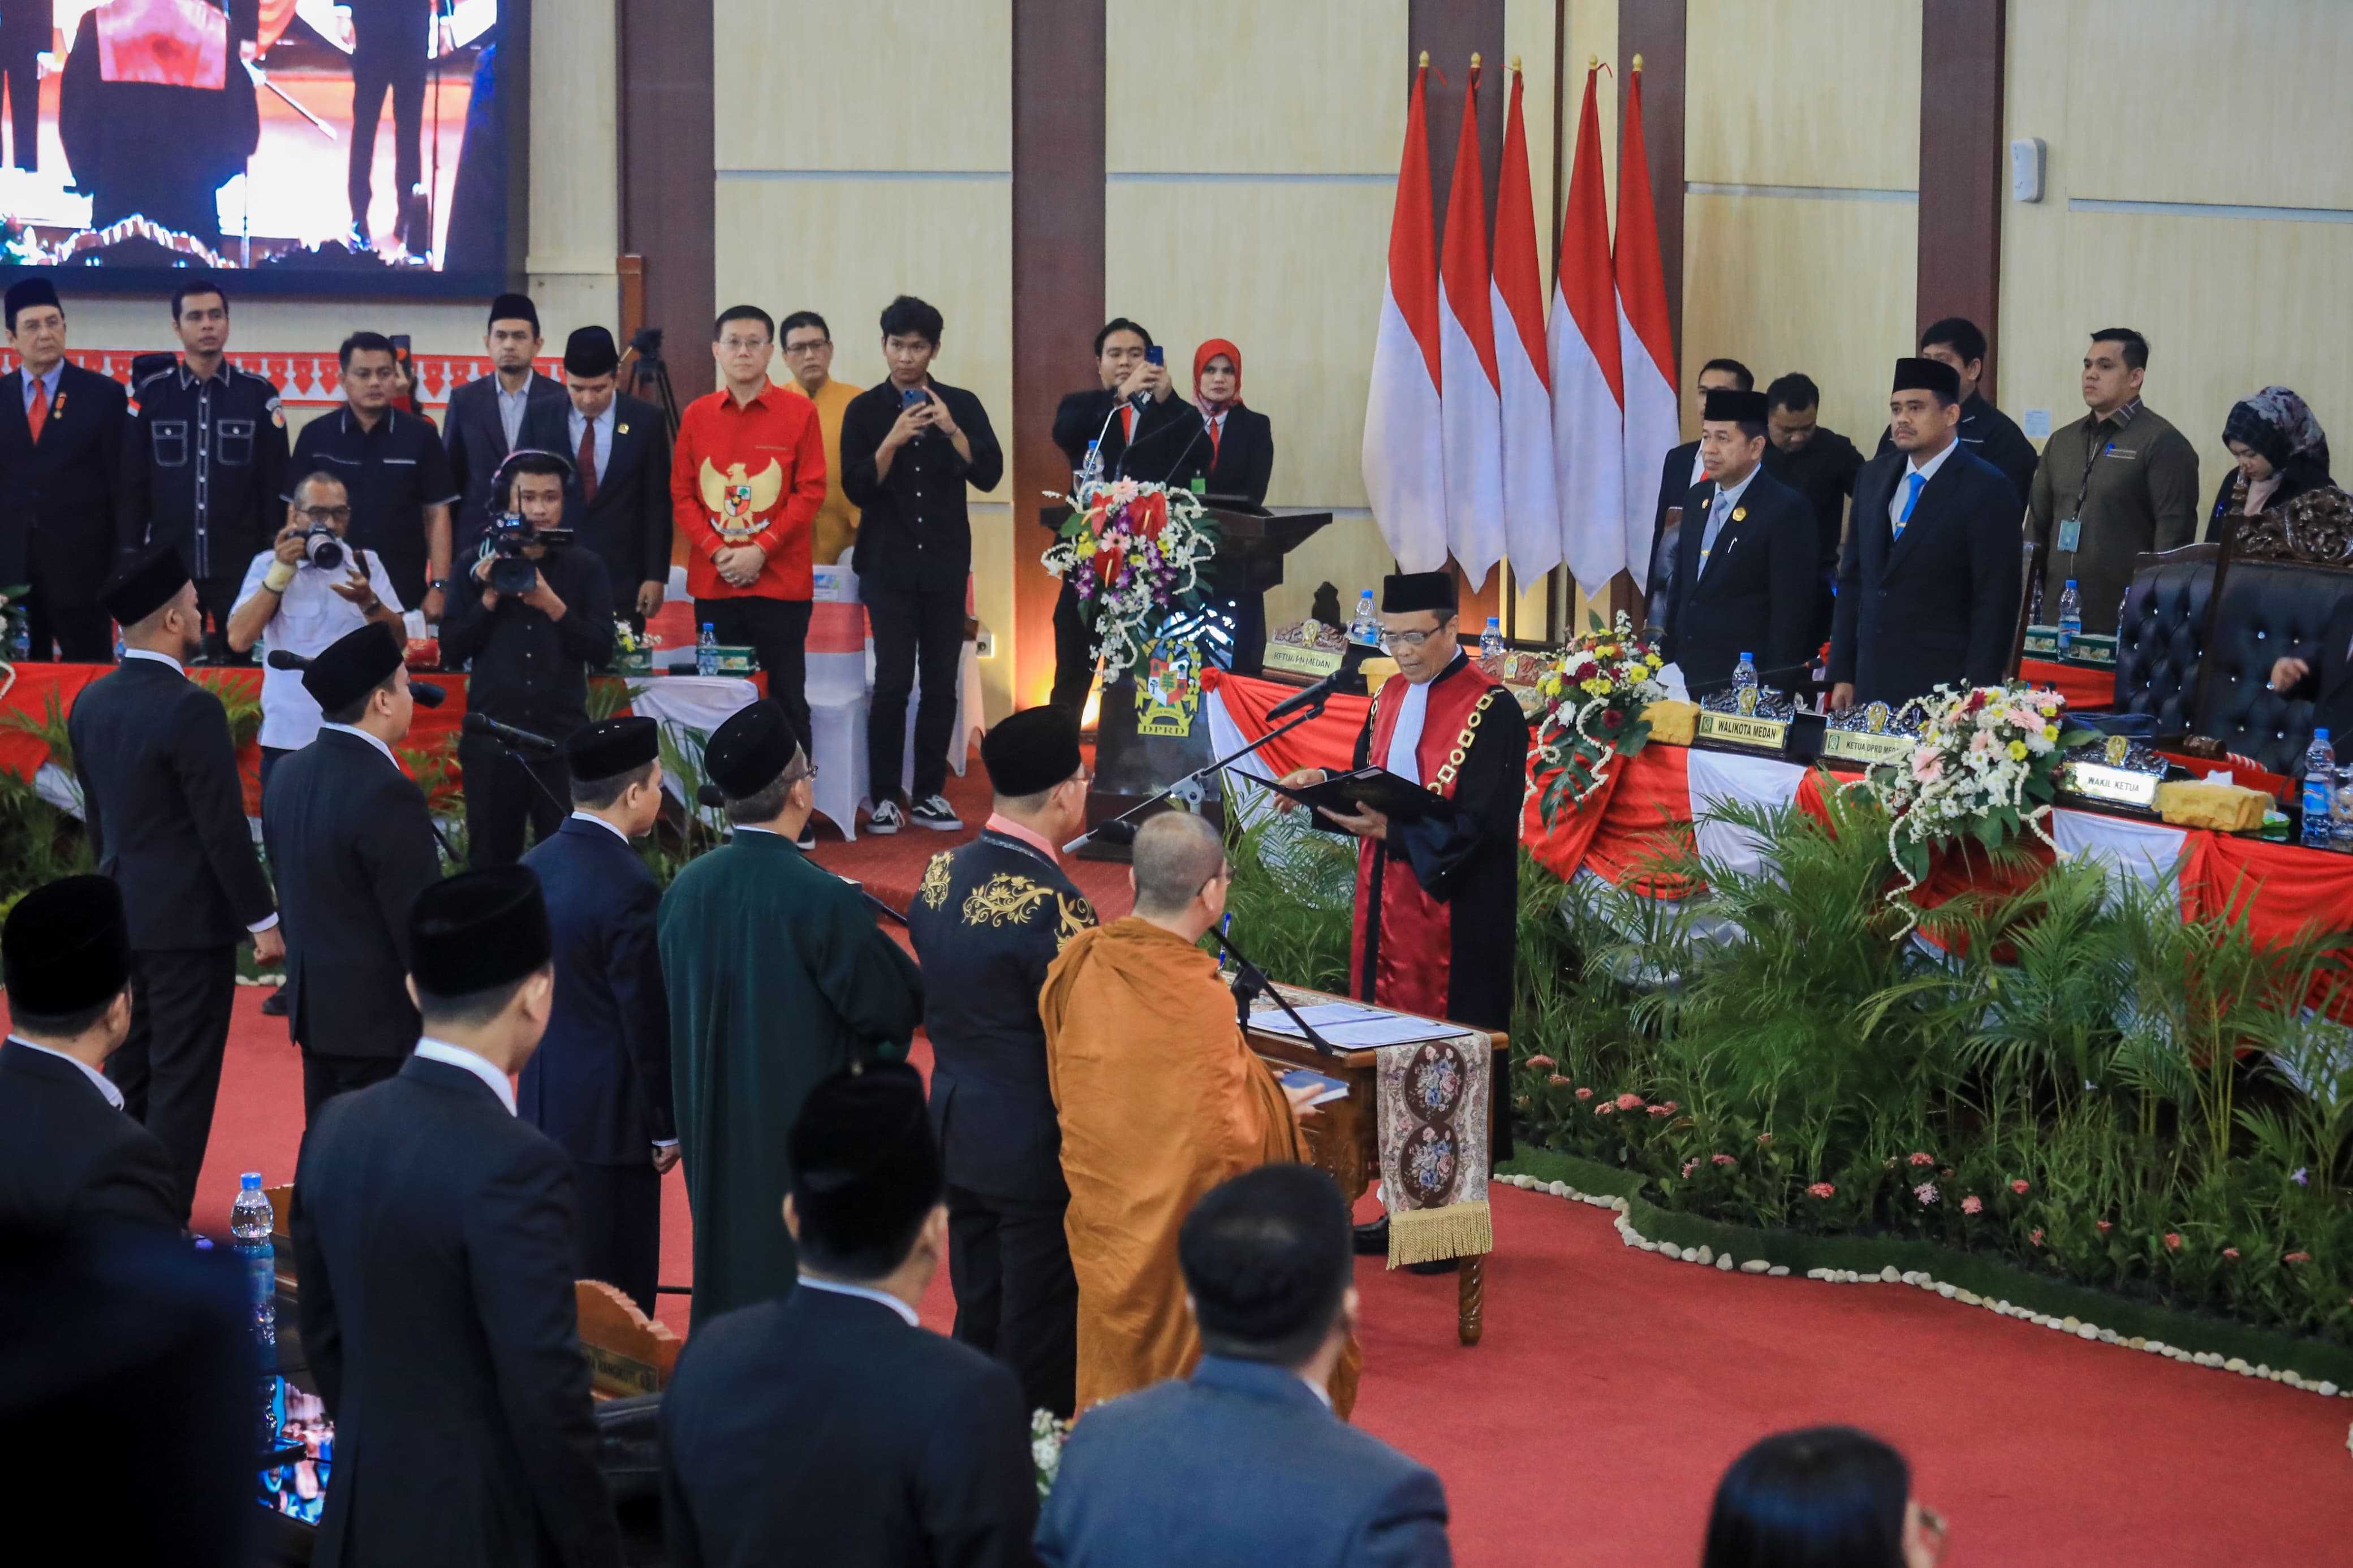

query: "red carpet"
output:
182 984 2353 1566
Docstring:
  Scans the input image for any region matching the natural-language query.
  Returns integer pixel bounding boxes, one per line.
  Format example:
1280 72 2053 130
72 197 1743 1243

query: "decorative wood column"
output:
1916 0 2007 398
616 0 716 401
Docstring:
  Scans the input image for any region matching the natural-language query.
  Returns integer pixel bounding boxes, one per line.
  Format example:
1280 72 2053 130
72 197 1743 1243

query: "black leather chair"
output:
2008 538 2042 679
2110 545 2221 736
2190 556 2353 774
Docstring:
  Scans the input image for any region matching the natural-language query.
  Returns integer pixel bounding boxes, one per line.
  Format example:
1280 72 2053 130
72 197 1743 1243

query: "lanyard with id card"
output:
2055 437 2114 556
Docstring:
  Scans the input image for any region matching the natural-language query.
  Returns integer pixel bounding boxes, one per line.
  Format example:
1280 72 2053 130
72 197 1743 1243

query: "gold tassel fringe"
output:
1386 1199 1492 1268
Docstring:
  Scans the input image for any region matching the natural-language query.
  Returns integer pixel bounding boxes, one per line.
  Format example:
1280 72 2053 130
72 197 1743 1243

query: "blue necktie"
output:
1699 489 1731 574
1894 472 1927 538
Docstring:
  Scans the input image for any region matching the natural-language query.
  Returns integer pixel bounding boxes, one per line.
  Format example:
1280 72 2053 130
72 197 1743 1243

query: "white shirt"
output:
568 809 631 845
1688 444 1707 489
412 1036 516 1113
567 404 615 483
496 380 532 451
120 649 281 935
8 1035 124 1108
796 1274 920 1327
236 547 406 750
318 721 402 770
1889 438 1959 531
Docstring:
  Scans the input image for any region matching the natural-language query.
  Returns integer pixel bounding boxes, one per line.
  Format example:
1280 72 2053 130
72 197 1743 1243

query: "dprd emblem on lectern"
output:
1135 636 1201 738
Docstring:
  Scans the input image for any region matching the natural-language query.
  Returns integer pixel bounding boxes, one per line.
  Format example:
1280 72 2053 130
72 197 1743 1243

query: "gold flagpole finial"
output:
1419 49 1429 68
1470 51 1483 68
1589 54 1600 71
1632 53 1645 71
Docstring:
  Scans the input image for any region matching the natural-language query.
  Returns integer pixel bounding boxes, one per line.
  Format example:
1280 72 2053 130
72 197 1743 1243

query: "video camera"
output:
482 512 576 596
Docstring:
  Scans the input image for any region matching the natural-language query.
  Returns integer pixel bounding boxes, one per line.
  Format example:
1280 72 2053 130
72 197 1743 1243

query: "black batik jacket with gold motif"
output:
907 828 1097 1202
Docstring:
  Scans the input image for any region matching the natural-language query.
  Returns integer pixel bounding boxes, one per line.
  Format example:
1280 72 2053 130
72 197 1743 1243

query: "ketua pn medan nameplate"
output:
2058 733 2164 814
1261 619 1346 680
1695 686 1794 755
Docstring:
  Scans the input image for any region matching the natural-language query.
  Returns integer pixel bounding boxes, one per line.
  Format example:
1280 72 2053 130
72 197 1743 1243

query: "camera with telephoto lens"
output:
483 512 576 596
300 526 347 572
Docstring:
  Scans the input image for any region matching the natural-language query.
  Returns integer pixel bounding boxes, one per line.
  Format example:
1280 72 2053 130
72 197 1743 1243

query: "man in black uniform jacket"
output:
440 450 617 866
1830 358 2024 711
1759 372 1864 648
518 327 674 629
260 623 445 1121
1664 388 1817 696
1874 317 2039 511
660 1062 1037 1568
518 717 676 1315
0 876 179 1234
68 548 280 1221
294 867 622 1568
1046 318 1204 715
0 278 130 662
906 705 1097 1417
1643 356 1749 637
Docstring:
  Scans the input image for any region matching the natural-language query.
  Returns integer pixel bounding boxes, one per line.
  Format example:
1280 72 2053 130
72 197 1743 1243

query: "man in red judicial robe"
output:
1277 571 1530 1177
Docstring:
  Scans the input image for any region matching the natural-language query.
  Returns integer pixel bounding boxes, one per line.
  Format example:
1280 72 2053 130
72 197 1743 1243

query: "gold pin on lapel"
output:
1731 506 1746 522
617 422 630 435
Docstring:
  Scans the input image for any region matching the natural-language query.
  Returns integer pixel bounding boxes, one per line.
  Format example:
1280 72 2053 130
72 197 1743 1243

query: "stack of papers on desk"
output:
1252 1000 1455 1049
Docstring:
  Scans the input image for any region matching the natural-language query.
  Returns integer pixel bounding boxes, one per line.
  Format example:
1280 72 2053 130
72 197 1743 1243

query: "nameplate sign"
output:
1261 641 1346 680
1820 728 1916 768
1696 710 1791 752
582 1343 663 1398
2023 626 2118 668
2062 759 2162 811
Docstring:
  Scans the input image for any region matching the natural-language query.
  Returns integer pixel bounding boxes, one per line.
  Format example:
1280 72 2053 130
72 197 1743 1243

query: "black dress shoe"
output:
260 988 288 1017
1352 1216 1389 1256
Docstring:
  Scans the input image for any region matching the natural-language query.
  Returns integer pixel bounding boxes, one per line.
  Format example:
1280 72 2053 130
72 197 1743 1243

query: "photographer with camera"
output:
438 451 617 867
229 471 406 791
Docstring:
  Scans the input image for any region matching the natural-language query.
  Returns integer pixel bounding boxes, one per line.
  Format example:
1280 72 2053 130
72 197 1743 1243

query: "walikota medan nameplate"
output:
1262 618 1347 680
2059 732 2165 813
1820 698 1925 768
1695 685 1794 753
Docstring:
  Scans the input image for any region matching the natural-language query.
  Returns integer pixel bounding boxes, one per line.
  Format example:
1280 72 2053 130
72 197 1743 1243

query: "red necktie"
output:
25 380 47 444
576 422 599 503
1119 403 1136 444
1207 414 1221 463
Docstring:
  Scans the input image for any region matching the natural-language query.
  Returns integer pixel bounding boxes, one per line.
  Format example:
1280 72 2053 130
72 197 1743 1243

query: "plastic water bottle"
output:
1078 439 1104 496
2335 761 2353 848
696 621 717 678
1347 590 1380 648
1732 651 1759 699
2302 729 2336 848
2056 579 2082 658
8 617 26 663
231 1173 279 1441
1479 615 1504 665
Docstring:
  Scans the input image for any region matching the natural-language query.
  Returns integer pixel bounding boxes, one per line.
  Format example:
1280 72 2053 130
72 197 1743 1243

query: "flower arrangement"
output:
1041 480 1221 683
1029 1408 1068 1499
1530 612 1670 821
1866 680 2093 916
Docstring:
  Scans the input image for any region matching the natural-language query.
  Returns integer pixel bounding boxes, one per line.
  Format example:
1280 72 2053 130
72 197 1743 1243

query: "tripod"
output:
623 328 683 446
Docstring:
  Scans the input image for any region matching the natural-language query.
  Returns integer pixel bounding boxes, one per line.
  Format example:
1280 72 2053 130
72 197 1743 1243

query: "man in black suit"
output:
906 706 1096 1418
67 548 279 1221
0 278 131 661
518 718 675 1315
2267 611 2353 744
294 867 622 1568
445 293 567 552
1662 388 1817 696
0 876 179 1235
1874 317 2039 510
1037 1164 1453 1567
1644 356 1750 637
260 623 445 1121
0 1 48 172
1760 372 1864 647
346 0 433 250
660 1061 1037 1568
1046 318 1203 714
518 327 673 629
1830 358 2024 711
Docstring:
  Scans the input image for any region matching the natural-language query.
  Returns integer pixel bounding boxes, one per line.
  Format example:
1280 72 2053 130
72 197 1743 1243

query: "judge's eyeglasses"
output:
1377 617 1457 649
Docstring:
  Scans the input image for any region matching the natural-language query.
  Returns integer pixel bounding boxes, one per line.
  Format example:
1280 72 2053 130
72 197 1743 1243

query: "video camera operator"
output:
438 451 617 867
229 472 407 793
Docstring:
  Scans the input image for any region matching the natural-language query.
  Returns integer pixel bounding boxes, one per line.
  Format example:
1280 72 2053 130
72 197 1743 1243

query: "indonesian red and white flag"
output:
1438 66 1505 591
1615 64 1681 586
1492 66 1559 582
1363 64 1447 574
1550 65 1627 595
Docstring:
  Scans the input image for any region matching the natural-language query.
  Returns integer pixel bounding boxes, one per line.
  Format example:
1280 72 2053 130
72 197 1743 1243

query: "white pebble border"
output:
235 973 285 987
1496 1169 2353 1457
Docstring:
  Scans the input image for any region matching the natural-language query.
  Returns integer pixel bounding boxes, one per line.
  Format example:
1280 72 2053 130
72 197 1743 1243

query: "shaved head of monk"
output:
1130 813 1230 931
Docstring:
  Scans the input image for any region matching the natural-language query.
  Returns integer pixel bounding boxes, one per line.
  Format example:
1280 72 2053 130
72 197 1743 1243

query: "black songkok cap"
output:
410 866 551 998
789 1062 943 1248
702 699 799 799
563 326 620 379
1381 571 1457 615
1891 356 1962 403
4 276 59 329
301 623 406 714
99 545 191 628
981 706 1083 798
488 292 541 334
1701 387 1771 425
3 875 130 1018
567 715 660 781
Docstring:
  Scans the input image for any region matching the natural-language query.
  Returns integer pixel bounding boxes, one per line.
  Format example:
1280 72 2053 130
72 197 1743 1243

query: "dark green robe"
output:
658 830 924 1319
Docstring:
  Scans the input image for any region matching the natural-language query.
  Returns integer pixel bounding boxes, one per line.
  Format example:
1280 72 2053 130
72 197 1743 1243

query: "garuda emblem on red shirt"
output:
699 459 783 541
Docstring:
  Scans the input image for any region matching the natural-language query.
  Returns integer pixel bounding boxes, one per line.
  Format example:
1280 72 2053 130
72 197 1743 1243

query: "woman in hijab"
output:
2208 386 2334 538
1191 339 1274 507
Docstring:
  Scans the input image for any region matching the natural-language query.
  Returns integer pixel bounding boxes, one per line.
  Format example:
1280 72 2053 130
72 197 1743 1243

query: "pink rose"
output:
2096 1220 2111 1233
1960 1195 1983 1215
1525 1055 1555 1070
2010 1178 2029 1194
1660 1101 1678 1113
1615 1092 1643 1111
1805 1182 1835 1199
1574 1086 1594 1101
1647 1105 1670 1118
2222 1247 2240 1259
1596 1102 1616 1116
1547 1074 1572 1087
1711 1153 1736 1167
1907 1151 1934 1168
2162 1233 2182 1251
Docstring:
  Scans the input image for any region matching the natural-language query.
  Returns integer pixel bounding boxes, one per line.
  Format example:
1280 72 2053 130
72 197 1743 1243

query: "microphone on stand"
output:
1263 642 1374 723
461 711 559 754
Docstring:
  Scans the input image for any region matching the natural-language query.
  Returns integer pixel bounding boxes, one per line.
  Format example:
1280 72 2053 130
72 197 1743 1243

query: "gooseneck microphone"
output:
461 712 558 754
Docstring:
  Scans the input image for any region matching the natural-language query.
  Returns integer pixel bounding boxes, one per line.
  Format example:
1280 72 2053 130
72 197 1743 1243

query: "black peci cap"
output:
99 545 192 628
1701 387 1771 425
300 623 406 714
1381 571 1457 615
3 276 59 329
1891 356 1962 403
701 699 799 799
488 292 540 334
3 875 131 1018
981 706 1083 798
562 326 620 379
409 866 552 998
566 715 660 781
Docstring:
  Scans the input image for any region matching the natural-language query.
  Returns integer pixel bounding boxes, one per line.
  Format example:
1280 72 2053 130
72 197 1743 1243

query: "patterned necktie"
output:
25 379 47 444
1895 472 1926 538
576 421 599 504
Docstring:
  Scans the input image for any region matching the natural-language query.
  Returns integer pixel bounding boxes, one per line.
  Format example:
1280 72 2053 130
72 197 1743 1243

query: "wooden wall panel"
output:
1680 192 1916 448
1917 0 2004 398
1683 0 1919 191
620 0 715 398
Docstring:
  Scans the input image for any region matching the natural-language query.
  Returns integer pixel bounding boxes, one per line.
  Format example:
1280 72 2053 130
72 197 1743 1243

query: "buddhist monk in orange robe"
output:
1041 812 1356 1415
